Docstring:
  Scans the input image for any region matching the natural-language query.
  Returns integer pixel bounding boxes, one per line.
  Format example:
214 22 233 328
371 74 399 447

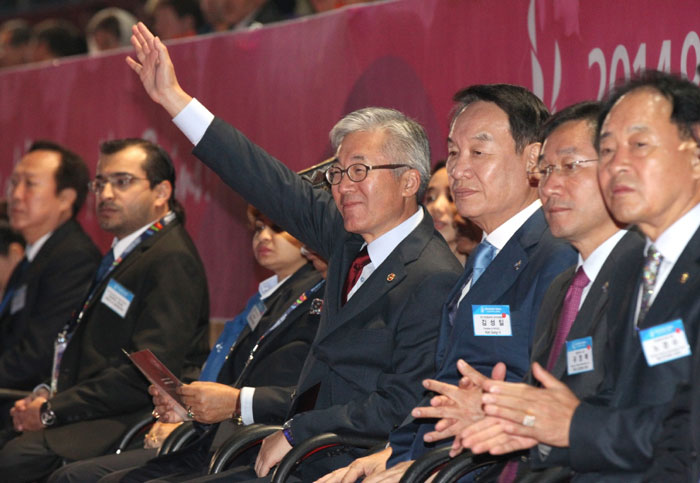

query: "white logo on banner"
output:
528 0 561 111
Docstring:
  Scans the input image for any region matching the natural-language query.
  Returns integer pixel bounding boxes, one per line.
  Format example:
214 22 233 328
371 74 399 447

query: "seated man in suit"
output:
399 101 645 482
0 138 210 482
0 141 101 392
127 22 462 481
0 222 25 298
48 205 325 482
318 85 578 482
456 71 700 481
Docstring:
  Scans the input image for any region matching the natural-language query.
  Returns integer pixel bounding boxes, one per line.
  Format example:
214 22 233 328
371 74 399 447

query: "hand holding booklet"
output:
124 348 191 421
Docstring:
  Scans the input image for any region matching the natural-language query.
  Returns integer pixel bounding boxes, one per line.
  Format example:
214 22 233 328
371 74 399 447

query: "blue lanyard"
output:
232 279 325 387
60 212 176 342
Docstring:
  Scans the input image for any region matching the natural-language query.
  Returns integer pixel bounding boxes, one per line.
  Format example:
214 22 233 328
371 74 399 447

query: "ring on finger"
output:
187 406 195 419
522 414 536 427
152 409 160 419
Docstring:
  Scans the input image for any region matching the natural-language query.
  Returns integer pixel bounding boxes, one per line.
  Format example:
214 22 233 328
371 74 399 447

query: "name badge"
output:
10 284 27 314
566 337 594 375
472 305 512 336
101 279 134 318
639 319 691 367
247 299 266 331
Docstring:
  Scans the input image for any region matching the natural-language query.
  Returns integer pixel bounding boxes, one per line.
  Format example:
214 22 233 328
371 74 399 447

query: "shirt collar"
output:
258 273 292 300
366 207 424 269
111 221 155 260
578 229 628 281
25 230 53 262
646 202 700 262
484 199 542 251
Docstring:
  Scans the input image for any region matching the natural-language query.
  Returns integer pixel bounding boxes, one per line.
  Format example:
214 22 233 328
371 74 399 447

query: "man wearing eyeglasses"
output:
0 142 100 398
126 22 462 482
411 102 645 482
0 138 210 482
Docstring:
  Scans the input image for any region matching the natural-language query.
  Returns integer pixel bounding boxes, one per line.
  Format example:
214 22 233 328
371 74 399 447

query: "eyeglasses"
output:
535 158 599 181
325 162 409 185
88 173 148 193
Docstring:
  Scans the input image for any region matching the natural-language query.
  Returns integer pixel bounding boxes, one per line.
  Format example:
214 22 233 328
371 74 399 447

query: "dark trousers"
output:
0 430 63 483
48 448 158 483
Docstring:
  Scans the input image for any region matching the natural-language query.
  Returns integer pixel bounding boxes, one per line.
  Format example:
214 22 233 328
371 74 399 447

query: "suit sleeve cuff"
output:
240 386 255 425
172 98 215 146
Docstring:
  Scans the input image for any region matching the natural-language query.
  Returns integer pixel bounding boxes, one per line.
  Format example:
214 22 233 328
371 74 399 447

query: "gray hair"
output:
329 107 431 201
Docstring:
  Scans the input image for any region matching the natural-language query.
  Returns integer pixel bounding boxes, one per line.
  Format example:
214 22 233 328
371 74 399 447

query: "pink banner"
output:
1 0 698 317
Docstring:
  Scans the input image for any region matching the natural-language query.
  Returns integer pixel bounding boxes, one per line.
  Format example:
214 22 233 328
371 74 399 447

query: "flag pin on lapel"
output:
513 260 522 270
387 273 396 282
680 273 689 284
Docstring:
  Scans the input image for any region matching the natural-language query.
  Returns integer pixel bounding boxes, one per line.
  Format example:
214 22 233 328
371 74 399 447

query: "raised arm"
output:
126 22 191 117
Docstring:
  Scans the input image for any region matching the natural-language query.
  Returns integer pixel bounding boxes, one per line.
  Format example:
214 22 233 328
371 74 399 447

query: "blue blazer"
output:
389 208 576 463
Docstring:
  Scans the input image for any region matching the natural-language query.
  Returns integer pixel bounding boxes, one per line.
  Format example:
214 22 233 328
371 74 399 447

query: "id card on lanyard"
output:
49 212 175 396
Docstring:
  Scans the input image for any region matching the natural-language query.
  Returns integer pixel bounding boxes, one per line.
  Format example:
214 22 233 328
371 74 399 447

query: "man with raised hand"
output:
318 85 576 483
127 22 462 481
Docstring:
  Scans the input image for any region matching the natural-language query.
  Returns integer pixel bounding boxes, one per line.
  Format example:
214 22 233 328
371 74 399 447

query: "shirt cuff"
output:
240 386 255 425
172 98 215 146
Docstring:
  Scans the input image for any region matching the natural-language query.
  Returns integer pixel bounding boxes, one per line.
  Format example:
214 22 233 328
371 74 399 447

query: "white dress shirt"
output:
458 199 542 304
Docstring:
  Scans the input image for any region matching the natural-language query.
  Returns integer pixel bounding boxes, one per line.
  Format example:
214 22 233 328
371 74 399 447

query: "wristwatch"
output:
282 419 295 446
40 401 57 427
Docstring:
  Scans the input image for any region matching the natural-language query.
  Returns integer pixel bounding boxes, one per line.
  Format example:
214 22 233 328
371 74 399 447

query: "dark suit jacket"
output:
568 224 700 481
0 219 100 390
41 219 210 461
510 230 645 481
192 119 462 468
209 264 325 447
644 332 700 483
388 208 577 463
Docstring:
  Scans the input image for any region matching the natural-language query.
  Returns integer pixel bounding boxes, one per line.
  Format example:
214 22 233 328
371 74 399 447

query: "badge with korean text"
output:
101 279 134 318
566 336 594 375
472 305 512 336
639 319 691 367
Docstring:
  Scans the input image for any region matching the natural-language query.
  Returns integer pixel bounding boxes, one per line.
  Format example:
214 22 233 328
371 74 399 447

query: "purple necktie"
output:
546 266 590 371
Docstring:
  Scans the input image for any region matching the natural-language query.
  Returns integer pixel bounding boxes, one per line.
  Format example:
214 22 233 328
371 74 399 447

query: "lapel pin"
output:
387 273 396 282
602 281 609 293
680 273 690 284
513 260 522 271
309 298 323 315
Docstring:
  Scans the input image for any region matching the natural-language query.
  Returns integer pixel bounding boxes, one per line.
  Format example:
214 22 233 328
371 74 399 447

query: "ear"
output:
8 242 24 264
57 188 77 215
690 124 700 178
523 142 542 174
153 180 172 209
401 169 421 199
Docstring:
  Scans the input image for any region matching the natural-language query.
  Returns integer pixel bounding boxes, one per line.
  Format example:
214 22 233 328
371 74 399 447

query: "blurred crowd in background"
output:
0 0 378 69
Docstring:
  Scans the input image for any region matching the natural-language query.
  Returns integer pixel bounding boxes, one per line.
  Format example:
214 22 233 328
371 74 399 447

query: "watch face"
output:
41 406 56 426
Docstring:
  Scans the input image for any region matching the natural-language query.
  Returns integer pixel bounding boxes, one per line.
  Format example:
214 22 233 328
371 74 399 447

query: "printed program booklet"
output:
124 348 190 420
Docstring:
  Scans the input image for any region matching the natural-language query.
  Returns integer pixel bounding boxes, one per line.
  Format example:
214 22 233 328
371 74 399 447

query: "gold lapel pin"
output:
602 281 609 293
513 260 522 270
680 272 690 284
387 273 396 282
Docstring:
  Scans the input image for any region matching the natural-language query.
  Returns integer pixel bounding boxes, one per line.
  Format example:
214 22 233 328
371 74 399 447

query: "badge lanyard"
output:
50 212 176 396
232 279 325 388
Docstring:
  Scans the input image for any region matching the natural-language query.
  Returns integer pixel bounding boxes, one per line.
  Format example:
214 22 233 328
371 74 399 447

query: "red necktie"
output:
342 247 370 304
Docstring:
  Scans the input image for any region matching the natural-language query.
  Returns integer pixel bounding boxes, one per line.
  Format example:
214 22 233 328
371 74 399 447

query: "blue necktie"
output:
95 249 115 283
447 240 497 326
471 240 497 285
